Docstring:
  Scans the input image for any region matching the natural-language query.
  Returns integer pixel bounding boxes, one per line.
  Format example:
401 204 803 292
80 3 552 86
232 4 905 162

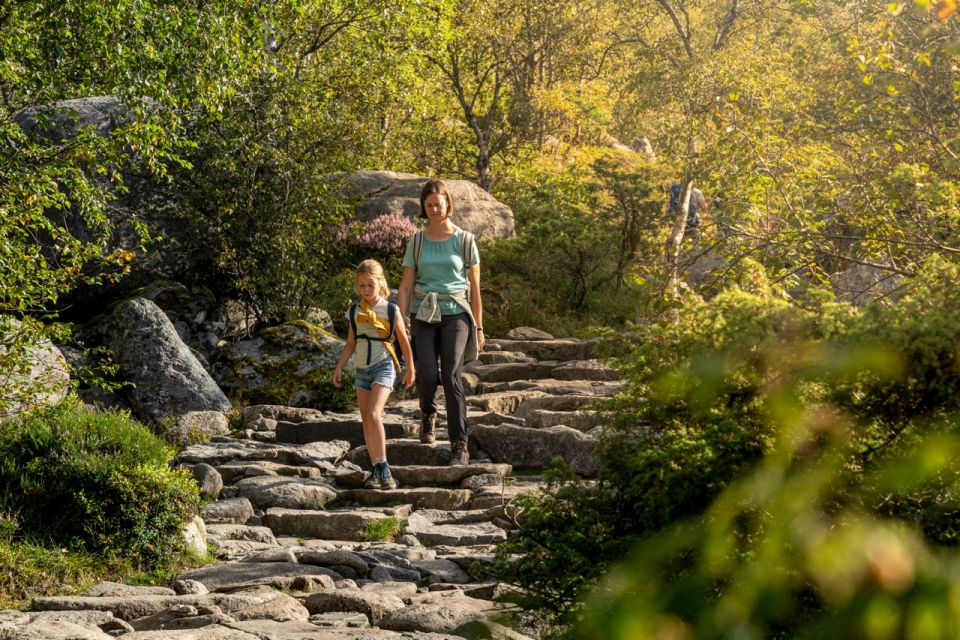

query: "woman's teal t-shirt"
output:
402 230 480 316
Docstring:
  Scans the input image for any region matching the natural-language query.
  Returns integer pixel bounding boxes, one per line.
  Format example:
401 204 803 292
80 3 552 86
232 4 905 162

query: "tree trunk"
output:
664 179 693 298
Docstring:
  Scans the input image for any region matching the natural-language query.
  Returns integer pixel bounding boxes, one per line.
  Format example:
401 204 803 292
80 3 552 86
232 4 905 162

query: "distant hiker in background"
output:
397 179 483 467
669 182 708 242
333 259 415 490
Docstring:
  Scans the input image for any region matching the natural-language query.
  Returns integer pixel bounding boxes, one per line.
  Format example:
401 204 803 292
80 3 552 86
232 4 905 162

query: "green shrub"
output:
497 257 960 635
0 397 200 568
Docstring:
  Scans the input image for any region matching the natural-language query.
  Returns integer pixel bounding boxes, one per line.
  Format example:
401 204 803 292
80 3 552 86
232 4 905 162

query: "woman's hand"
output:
332 367 343 389
477 328 485 351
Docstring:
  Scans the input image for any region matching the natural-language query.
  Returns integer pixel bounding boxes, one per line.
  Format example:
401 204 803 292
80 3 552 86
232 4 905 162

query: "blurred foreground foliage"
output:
495 256 960 638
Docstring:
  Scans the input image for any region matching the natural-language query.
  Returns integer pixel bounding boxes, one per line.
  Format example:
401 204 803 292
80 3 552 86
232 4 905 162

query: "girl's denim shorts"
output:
354 357 396 391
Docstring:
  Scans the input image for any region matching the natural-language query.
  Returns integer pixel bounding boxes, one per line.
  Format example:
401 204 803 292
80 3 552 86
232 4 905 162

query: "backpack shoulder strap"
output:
413 230 424 271
386 302 398 338
348 302 359 339
460 229 475 267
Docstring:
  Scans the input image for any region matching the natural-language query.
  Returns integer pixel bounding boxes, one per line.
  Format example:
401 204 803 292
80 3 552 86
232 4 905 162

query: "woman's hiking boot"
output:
448 440 469 466
419 413 437 444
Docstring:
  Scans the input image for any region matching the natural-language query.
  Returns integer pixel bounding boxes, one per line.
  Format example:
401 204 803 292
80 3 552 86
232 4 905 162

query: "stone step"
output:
525 409 599 431
232 475 338 510
486 338 597 361
474 350 536 365
332 463 512 489
403 513 508 547
346 440 452 467
337 488 473 511
469 424 598 477
465 390 546 414
468 361 560 383
263 506 411 541
513 394 598 419
275 415 409 447
551 359 619 381
483 378 623 397
214 460 325 485
176 438 350 468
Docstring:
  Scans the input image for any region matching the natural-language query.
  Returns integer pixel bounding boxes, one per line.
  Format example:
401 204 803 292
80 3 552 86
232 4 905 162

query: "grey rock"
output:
264 506 411 541
333 464 510 489
470 424 598 476
182 516 208 558
298 550 370 576
487 338 596 361
525 409 599 431
168 411 230 445
215 460 324 485
212 322 343 408
454 619 536 640
243 547 298 563
309 611 370 627
11 620 114 639
202 497 255 525
404 514 507 547
550 360 618 382
119 624 259 639
206 524 278 545
830 262 903 306
242 404 325 426
504 327 553 341
83 582 176 597
171 580 208 596
176 438 349 467
378 591 495 633
190 463 224 500
303 589 405 625
412 560 472 585
276 414 407 447
32 586 307 623
234 475 337 510
332 170 515 239
339 488 472 511
102 298 230 422
0 318 70 420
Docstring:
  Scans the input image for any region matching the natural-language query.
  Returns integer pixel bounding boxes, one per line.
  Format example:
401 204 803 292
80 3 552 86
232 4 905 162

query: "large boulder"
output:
13 96 194 317
103 297 231 423
212 321 344 408
332 171 515 239
0 318 70 419
830 262 902 306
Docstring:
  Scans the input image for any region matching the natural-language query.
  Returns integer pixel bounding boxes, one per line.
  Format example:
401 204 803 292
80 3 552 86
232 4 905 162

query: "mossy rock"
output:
213 321 352 410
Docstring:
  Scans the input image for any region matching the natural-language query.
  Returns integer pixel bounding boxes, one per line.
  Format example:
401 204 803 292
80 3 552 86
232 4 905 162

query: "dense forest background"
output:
3 0 960 637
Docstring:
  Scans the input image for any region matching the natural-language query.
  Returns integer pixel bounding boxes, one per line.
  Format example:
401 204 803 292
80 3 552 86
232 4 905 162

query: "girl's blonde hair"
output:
356 259 390 299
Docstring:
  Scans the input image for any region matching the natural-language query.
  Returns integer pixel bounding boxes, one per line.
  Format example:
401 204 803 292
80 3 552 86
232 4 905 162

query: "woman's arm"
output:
468 263 484 351
332 325 357 388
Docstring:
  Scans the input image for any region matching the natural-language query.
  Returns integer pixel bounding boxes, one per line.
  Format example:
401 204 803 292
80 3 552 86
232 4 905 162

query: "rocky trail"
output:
10 330 621 639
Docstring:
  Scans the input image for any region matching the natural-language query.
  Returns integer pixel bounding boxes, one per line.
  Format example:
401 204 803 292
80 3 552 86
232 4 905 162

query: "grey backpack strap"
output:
413 230 424 272
459 229 475 303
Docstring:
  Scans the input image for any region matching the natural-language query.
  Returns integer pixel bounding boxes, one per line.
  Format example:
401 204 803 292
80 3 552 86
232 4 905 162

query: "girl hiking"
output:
397 179 483 466
333 259 415 489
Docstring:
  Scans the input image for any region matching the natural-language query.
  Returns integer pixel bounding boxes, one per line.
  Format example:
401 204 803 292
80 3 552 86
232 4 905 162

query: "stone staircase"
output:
21 330 622 639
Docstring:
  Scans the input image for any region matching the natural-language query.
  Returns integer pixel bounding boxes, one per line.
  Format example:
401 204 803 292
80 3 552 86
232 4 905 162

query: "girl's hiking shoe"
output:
378 463 397 490
363 465 381 489
364 462 397 490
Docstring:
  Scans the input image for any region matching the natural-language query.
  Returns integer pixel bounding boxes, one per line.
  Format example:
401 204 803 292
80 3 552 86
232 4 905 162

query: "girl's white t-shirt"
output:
347 297 391 369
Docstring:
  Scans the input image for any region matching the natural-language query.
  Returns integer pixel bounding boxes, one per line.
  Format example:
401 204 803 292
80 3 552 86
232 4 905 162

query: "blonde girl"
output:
333 259 415 489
